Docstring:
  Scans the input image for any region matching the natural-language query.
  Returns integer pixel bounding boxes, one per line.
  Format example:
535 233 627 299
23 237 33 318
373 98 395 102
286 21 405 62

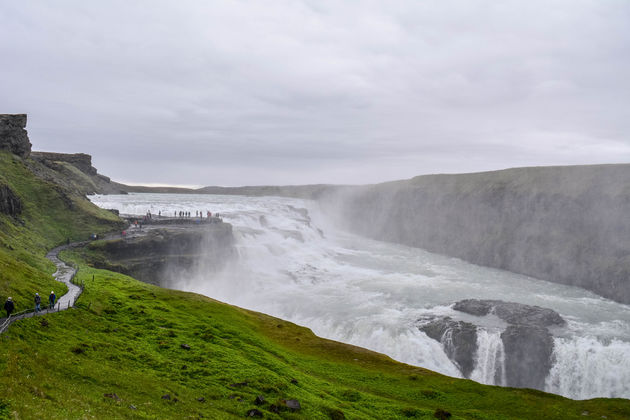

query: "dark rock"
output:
454 299 565 327
197 397 205 402
129 404 137 410
230 381 248 388
452 299 492 317
246 408 263 417
254 395 265 405
0 114 31 157
0 184 22 216
85 223 234 287
501 324 554 389
434 408 452 419
283 399 301 411
325 408 345 420
180 343 191 350
418 317 477 378
161 394 171 400
104 393 121 401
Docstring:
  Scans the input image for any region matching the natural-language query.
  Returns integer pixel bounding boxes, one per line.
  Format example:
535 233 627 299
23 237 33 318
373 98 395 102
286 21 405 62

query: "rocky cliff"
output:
325 165 630 304
0 114 31 157
86 221 234 287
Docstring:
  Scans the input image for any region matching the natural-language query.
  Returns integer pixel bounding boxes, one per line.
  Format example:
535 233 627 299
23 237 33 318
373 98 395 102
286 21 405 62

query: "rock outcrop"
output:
0 184 22 216
86 221 234 287
28 151 128 195
326 164 630 304
418 299 564 390
501 324 554 390
418 317 477 377
0 114 31 157
453 299 565 327
31 152 97 175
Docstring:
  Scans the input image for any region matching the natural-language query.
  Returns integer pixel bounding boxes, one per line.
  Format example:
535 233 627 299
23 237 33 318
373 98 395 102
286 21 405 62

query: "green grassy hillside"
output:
0 149 629 419
0 150 123 312
2 256 629 420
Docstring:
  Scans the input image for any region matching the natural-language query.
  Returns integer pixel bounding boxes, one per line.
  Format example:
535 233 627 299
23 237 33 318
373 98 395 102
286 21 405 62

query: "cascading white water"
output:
89 193 630 400
470 329 506 386
546 336 630 399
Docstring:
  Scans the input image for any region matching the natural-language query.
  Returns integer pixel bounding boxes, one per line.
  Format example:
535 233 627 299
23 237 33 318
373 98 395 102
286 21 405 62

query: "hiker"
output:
34 293 41 312
158 210 161 217
4 297 14 317
49 291 56 309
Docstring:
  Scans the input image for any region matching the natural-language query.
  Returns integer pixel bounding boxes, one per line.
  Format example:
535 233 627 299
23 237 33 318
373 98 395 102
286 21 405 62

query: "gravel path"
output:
0 242 85 333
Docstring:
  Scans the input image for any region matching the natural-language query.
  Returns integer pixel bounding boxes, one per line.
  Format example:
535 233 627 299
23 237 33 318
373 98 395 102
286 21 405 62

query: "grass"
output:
1 254 629 419
0 150 123 312
0 149 629 419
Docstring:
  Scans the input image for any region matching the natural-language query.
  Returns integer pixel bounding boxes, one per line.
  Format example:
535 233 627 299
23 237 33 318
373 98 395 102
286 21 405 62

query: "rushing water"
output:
90 193 630 399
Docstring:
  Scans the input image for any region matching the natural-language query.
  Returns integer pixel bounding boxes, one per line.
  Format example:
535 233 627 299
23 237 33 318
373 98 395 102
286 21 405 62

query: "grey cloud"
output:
1 0 629 186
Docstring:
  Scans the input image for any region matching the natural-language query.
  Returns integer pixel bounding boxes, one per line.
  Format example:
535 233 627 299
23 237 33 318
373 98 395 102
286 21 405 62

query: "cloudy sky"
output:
1 1 629 187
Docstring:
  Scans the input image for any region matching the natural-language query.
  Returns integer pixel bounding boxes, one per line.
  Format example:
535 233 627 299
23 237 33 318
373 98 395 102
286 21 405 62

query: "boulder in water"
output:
501 324 554 389
454 299 565 327
418 316 478 378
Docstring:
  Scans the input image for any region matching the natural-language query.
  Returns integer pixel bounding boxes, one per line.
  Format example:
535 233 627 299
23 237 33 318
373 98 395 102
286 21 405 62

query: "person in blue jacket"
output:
4 297 14 317
49 291 56 309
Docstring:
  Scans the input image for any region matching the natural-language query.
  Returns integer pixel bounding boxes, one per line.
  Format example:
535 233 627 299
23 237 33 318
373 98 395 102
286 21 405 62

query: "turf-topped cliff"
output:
322 165 630 304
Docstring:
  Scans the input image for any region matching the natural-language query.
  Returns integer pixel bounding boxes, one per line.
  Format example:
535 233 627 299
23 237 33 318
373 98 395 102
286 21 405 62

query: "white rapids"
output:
90 193 630 400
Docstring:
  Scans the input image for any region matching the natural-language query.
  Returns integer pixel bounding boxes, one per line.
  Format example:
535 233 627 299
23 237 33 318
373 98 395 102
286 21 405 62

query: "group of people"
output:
174 210 214 218
3 291 57 318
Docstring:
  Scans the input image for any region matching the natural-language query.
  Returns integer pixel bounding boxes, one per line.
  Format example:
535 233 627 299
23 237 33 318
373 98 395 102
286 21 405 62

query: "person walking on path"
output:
34 293 41 312
4 297 15 317
49 291 56 309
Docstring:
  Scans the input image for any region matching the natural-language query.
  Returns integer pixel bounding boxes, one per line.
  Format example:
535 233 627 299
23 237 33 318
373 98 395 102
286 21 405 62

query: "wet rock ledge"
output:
419 299 565 390
85 218 234 287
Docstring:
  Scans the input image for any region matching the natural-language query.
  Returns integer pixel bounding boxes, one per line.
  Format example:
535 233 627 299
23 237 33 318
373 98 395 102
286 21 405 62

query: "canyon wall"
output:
325 164 630 304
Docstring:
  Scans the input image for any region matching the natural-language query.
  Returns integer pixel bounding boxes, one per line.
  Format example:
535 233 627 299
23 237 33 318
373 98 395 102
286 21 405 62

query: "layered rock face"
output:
0 114 31 157
328 164 630 304
0 184 22 216
31 152 97 175
86 222 234 287
418 299 565 390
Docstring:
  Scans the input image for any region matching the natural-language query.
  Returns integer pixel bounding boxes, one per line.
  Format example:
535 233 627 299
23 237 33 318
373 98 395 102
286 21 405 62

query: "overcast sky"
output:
1 1 629 187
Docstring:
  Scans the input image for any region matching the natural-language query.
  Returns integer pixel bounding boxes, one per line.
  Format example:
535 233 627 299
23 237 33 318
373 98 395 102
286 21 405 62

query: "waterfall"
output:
88 193 630 399
545 336 630 399
470 329 506 386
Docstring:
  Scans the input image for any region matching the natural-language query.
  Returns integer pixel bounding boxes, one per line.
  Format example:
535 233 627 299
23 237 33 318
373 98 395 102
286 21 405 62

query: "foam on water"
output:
90 193 630 399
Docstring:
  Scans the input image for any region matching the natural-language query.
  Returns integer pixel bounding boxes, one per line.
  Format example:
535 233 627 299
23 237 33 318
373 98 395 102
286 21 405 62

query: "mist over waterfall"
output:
90 193 630 400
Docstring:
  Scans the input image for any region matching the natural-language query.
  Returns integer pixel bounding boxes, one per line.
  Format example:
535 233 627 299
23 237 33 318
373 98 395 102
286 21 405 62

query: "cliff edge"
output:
326 164 630 304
